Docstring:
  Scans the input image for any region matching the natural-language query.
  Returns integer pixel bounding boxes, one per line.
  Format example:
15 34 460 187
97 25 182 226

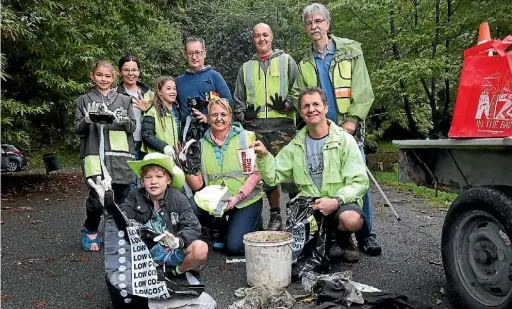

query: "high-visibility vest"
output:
200 130 264 209
299 59 352 116
142 105 179 154
242 54 295 121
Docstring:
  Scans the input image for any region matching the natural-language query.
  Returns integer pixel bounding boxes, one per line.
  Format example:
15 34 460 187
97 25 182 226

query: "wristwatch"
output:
334 196 344 208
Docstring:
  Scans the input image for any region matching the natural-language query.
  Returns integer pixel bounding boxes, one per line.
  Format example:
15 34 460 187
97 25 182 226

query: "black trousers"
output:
84 183 130 232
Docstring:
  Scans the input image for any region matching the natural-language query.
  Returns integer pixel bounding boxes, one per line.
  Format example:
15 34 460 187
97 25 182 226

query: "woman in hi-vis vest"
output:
141 76 182 158
185 98 264 255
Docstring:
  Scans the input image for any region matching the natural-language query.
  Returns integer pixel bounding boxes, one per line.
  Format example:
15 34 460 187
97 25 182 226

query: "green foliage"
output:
1 0 184 148
1 0 511 148
329 0 512 138
174 0 308 89
27 144 82 171
1 98 50 146
374 171 457 207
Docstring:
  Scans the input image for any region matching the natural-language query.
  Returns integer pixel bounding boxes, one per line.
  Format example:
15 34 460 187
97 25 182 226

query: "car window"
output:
1 145 7 151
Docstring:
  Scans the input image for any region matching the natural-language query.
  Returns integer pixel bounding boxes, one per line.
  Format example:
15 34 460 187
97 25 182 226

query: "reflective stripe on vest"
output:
243 55 295 121
142 106 179 154
299 59 352 116
199 131 263 209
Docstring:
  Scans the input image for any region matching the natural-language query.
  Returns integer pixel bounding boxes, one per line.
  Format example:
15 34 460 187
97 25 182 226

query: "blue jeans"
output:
190 197 263 255
130 141 143 189
356 144 377 240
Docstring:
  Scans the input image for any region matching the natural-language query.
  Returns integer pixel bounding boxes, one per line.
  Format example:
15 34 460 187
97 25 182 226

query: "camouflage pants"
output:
255 127 299 194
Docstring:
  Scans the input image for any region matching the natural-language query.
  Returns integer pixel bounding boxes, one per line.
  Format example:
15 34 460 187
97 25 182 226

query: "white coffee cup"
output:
236 148 256 174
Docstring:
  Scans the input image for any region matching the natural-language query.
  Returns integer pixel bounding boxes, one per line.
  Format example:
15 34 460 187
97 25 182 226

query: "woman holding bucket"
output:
185 97 264 255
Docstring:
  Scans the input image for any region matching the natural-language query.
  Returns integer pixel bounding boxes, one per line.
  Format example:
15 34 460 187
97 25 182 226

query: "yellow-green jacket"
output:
292 35 374 125
256 121 368 206
233 49 298 133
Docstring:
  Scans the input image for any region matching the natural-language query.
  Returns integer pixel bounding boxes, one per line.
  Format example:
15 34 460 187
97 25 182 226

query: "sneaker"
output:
165 266 185 278
336 232 359 263
165 266 201 278
267 212 283 231
358 236 382 256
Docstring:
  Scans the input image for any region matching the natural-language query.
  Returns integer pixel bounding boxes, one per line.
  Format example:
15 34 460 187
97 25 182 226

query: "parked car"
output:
1 144 28 172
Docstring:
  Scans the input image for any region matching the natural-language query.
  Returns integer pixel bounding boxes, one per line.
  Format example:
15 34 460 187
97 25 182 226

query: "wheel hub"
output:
454 211 512 306
473 240 497 265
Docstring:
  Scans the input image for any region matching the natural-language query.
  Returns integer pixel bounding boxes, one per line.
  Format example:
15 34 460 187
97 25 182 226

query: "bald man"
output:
233 23 299 231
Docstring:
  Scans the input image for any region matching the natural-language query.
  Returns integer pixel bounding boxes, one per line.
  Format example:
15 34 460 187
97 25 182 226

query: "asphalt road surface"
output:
1 178 454 308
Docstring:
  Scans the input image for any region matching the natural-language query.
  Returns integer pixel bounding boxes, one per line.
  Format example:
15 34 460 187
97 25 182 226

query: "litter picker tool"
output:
366 166 401 222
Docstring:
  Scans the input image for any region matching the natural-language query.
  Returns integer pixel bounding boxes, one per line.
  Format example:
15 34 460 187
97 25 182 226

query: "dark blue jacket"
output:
175 66 232 119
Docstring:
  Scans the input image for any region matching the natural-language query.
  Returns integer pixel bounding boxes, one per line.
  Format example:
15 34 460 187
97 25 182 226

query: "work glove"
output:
244 104 261 122
267 93 287 112
113 107 130 124
163 145 176 158
221 193 242 210
153 231 181 249
83 102 101 124
87 175 112 206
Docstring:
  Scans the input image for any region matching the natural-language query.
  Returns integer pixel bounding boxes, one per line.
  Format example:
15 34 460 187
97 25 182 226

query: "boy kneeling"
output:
122 153 208 276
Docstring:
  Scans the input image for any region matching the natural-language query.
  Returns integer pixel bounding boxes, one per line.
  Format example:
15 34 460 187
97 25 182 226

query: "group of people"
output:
74 2 381 281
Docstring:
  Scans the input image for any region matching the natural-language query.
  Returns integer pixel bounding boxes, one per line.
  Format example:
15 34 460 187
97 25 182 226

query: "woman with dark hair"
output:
115 55 154 160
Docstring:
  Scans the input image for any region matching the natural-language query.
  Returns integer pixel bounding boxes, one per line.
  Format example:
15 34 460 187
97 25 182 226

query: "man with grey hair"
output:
176 36 233 122
292 3 380 261
233 23 299 231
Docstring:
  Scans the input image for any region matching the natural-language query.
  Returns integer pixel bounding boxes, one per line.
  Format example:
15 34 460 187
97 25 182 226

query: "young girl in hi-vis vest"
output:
74 60 136 252
141 76 182 158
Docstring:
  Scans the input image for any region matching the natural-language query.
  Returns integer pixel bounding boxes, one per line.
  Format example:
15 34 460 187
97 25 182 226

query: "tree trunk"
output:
424 0 441 135
443 0 453 117
389 1 420 136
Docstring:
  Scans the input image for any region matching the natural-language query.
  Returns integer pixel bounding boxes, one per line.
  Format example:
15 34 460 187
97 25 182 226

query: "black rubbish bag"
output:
103 192 203 308
179 139 202 175
183 116 208 143
183 97 209 144
285 196 332 281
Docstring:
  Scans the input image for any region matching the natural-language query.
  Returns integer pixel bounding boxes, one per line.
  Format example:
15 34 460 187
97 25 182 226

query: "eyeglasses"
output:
305 19 326 27
121 68 140 74
186 50 205 58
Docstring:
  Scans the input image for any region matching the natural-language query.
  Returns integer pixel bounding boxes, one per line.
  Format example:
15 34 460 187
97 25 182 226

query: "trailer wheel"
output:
442 186 512 309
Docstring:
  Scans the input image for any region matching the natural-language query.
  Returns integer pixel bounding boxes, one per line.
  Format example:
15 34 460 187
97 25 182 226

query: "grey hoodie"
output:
233 49 298 133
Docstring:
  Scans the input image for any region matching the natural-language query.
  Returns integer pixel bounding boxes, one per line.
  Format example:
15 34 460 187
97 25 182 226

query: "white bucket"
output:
243 231 293 289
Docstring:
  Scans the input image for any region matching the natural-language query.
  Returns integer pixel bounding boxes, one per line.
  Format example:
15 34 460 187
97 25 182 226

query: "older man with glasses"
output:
292 3 380 262
176 37 233 123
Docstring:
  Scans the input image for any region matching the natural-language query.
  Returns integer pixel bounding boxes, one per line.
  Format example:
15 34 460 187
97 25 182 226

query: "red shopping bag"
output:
448 35 512 138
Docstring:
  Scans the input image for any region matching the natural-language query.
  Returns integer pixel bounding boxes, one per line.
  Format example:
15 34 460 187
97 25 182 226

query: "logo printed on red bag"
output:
475 73 512 132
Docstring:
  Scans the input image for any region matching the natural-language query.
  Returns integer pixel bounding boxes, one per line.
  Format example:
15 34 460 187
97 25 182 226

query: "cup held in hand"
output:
237 148 256 175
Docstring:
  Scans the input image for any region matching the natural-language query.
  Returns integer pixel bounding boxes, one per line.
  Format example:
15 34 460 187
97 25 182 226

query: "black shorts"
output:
330 203 363 224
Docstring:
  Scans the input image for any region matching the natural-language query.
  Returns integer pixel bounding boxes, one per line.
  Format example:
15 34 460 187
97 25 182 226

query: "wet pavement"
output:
1 179 453 308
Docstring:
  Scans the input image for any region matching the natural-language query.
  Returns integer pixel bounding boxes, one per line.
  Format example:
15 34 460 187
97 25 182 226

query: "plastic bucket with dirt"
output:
243 231 293 289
